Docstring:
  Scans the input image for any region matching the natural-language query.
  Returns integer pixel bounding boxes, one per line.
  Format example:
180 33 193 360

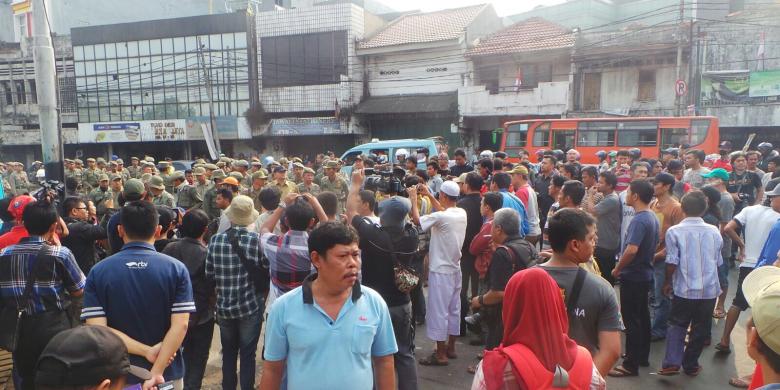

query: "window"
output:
518 63 552 89
532 122 551 147
505 123 528 148
262 31 348 87
637 70 656 101
582 72 601 110
14 80 25 104
28 80 36 104
690 119 710 146
481 66 499 94
342 151 363 166
553 130 575 152
618 121 658 146
14 14 27 41
1 81 12 105
660 128 688 149
577 121 615 146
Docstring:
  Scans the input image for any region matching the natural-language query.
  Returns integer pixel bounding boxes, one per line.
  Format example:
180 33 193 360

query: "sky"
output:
381 0 567 17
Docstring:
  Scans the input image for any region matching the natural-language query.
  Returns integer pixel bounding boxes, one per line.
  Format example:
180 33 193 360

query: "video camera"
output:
363 167 407 196
31 179 65 208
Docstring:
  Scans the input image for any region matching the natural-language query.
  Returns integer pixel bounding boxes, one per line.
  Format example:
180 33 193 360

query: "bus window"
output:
690 119 710 146
553 130 575 152
506 123 528 148
618 120 658 147
577 121 616 146
532 122 551 147
660 128 688 149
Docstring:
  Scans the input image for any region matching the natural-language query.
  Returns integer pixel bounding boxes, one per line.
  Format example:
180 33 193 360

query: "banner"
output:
185 116 251 140
77 120 185 143
269 117 342 136
749 70 780 97
700 71 751 104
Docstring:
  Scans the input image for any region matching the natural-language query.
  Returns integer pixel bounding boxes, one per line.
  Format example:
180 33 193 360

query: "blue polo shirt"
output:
757 218 780 268
264 274 398 390
81 242 195 383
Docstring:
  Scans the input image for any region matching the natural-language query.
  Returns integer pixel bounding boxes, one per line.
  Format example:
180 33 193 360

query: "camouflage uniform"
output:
201 187 220 220
152 191 175 208
9 169 30 196
297 182 321 196
174 180 202 210
319 175 349 211
89 186 113 220
266 180 299 200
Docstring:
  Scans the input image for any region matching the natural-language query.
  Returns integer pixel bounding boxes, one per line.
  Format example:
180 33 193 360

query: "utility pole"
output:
31 0 62 180
674 0 685 116
197 36 221 156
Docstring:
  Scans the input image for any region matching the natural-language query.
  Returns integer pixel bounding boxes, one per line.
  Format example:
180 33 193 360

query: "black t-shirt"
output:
449 163 474 178
351 216 417 307
486 236 537 315
728 170 763 212
533 173 555 218
457 193 483 260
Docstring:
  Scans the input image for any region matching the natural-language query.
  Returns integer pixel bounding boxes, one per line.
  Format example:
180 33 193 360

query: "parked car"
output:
339 137 446 177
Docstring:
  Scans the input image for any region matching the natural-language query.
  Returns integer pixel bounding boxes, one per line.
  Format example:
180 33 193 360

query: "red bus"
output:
500 116 720 164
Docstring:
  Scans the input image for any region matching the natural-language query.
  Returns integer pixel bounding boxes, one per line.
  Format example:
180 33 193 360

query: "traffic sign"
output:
675 79 688 97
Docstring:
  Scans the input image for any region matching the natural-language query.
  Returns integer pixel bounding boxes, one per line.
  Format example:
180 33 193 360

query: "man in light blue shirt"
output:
260 222 397 390
490 172 529 237
658 191 723 376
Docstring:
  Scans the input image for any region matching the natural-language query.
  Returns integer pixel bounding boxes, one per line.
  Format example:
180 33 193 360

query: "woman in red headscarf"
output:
471 268 606 390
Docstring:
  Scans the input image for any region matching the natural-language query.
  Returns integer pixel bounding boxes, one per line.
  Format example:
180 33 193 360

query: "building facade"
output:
356 4 502 151
256 2 385 157
71 12 256 159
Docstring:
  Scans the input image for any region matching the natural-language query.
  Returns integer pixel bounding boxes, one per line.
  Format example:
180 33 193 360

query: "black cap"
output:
272 165 287 173
666 159 684 171
36 326 151 387
653 172 676 186
720 140 733 150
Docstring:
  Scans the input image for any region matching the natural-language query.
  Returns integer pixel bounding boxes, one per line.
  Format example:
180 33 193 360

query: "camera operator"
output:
347 179 420 390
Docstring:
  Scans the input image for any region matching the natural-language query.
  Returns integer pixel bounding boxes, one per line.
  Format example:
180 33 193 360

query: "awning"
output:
356 92 457 114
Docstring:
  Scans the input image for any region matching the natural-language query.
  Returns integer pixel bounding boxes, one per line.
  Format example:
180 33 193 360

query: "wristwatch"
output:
478 295 485 305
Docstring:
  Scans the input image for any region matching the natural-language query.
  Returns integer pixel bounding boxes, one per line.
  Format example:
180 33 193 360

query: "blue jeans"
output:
218 310 263 390
651 261 671 338
662 296 715 371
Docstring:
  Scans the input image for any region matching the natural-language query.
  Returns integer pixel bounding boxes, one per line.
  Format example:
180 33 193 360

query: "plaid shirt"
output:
206 227 264 319
261 230 312 294
0 236 85 314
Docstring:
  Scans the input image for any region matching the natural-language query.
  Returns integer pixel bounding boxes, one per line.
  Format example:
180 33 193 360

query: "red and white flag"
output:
758 31 766 59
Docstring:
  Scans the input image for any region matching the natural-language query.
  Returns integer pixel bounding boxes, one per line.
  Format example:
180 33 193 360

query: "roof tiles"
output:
359 4 487 49
466 17 574 57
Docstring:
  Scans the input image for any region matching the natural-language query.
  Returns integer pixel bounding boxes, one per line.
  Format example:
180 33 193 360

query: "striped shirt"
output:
0 237 85 314
206 227 265 319
261 230 313 295
665 217 723 300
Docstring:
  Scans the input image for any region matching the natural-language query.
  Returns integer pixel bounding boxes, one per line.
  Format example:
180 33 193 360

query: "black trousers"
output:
460 255 479 330
662 296 716 371
14 310 72 390
594 247 618 285
183 318 215 390
620 280 652 372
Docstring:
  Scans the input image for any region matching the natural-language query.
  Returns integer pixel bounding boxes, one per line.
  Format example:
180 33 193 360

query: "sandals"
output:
729 377 750 388
419 353 449 366
685 366 703 376
656 366 680 376
608 365 638 377
713 308 727 319
715 343 732 354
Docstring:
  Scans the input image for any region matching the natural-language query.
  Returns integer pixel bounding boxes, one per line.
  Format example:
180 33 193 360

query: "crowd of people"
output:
0 139 779 390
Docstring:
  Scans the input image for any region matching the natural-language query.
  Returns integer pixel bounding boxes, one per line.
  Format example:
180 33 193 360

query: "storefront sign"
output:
749 70 780 97
77 117 248 143
270 117 342 136
185 116 251 140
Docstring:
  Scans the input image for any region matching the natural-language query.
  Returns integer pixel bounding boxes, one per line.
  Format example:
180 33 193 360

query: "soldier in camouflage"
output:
172 171 202 210
89 174 113 221
297 167 320 196
126 156 142 179
82 158 101 193
201 169 226 220
266 165 299 199
114 159 131 183
149 175 175 207
242 170 268 211
318 160 349 211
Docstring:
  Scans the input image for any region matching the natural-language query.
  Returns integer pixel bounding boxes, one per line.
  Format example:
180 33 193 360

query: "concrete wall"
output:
599 65 679 115
465 5 502 44
0 1 13 42
256 3 366 113
365 46 467 96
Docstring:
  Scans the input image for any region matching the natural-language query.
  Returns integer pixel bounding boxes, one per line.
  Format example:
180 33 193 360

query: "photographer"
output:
728 151 764 215
348 186 420 390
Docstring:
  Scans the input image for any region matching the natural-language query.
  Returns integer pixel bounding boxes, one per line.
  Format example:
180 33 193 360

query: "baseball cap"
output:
223 177 240 186
193 167 206 176
211 169 226 180
701 168 730 182
378 196 411 228
272 166 287 173
9 195 36 220
440 181 460 197
452 173 469 184
743 266 780 354
123 179 145 200
508 165 529 176
765 184 780 198
35 325 150 387
252 170 268 180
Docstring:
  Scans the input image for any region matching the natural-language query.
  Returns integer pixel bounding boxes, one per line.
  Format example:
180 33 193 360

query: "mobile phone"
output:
157 382 175 390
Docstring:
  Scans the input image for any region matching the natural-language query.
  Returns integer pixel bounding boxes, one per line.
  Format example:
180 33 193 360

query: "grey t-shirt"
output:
538 265 623 353
718 192 735 261
594 192 621 250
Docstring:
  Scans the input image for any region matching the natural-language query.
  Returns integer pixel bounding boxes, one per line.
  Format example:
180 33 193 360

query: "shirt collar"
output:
19 235 43 243
120 241 156 251
680 217 705 225
302 273 362 304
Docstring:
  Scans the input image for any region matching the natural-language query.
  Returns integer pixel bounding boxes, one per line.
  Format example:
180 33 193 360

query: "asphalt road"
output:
202 267 754 389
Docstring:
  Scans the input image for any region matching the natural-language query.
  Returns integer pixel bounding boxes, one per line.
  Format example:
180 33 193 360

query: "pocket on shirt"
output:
351 324 377 355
